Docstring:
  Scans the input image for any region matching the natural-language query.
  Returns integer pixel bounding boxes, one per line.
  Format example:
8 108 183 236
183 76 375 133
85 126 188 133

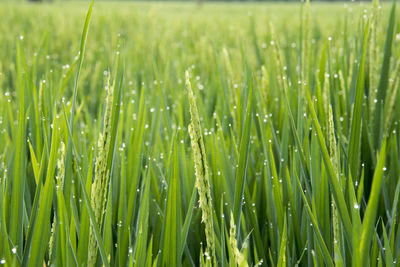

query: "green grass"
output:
0 1 399 266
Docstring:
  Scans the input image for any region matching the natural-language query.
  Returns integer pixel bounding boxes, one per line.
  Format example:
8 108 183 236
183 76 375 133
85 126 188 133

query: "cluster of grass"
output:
0 0 399 266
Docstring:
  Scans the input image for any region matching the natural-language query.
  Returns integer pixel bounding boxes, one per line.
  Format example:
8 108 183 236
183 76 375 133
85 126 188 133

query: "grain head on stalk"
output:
229 212 248 267
48 140 66 263
88 77 114 267
186 70 216 264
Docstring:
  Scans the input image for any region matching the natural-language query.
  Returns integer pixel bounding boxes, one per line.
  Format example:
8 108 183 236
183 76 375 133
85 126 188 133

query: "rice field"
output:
0 1 399 266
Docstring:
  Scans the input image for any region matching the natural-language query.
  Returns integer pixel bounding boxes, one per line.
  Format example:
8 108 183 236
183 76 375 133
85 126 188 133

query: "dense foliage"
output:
0 1 399 266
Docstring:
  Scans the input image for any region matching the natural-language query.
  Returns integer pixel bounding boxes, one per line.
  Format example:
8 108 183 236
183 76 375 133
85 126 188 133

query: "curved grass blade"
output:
233 78 252 240
64 0 94 204
359 139 387 266
373 1 396 147
348 20 369 181
9 38 26 259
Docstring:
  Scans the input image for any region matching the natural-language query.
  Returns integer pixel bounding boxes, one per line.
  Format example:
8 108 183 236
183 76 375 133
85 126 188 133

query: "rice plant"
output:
0 0 399 266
